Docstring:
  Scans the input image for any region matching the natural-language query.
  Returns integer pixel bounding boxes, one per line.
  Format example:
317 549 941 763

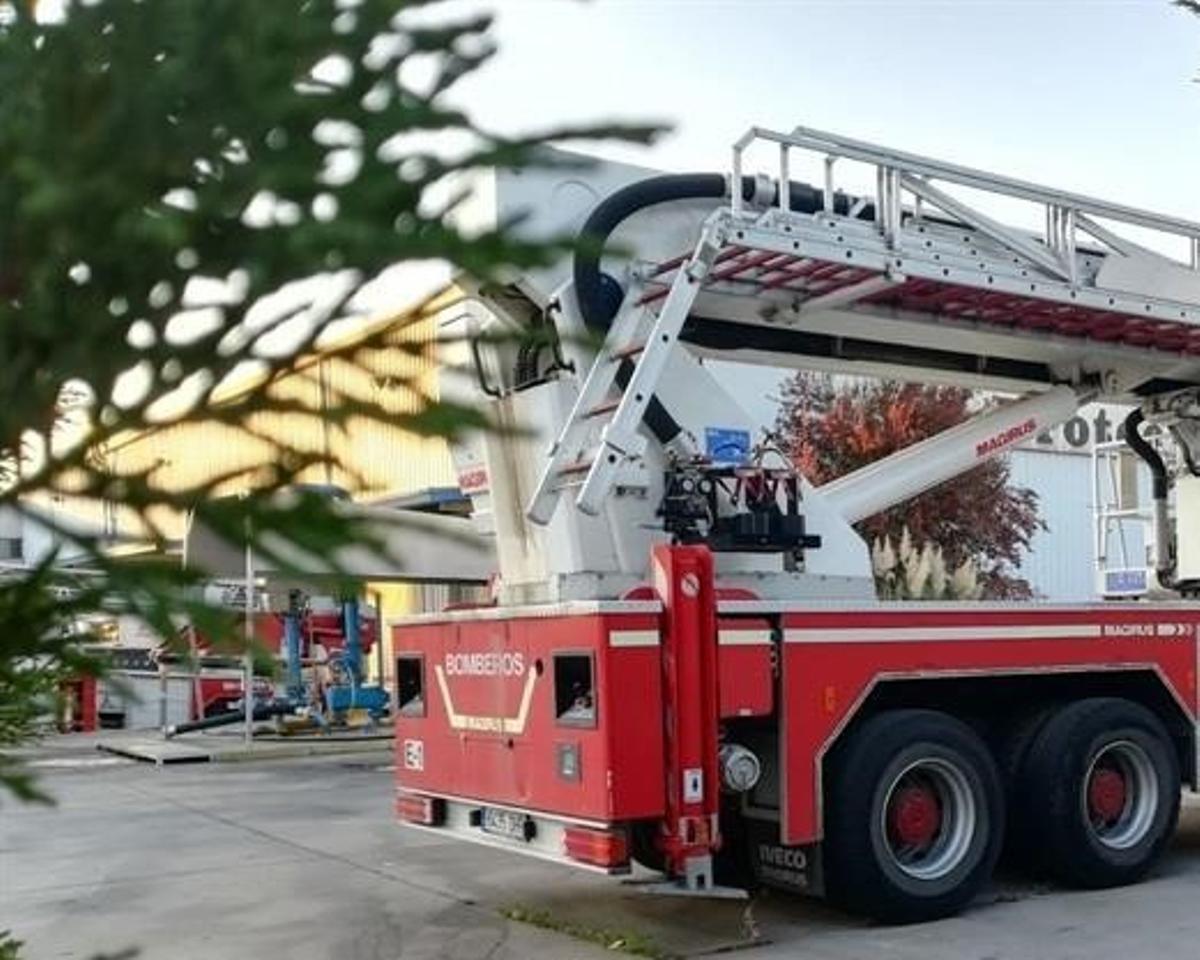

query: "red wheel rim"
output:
881 759 976 880
1083 740 1157 850
1088 765 1128 825
888 782 942 850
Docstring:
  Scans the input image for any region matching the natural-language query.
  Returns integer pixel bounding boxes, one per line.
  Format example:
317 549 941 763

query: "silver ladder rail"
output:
732 125 1200 278
526 220 727 525
713 125 1200 361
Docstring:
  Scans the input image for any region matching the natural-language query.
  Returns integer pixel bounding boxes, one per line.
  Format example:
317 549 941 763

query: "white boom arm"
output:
818 386 1082 524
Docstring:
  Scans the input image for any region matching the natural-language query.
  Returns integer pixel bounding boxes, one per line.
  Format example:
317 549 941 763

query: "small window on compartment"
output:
554 653 596 727
396 655 425 717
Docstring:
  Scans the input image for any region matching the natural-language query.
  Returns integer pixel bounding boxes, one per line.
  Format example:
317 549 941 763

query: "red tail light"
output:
563 826 628 868
396 791 444 826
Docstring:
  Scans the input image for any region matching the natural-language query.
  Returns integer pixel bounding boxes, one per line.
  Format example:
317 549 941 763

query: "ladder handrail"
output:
733 125 1200 257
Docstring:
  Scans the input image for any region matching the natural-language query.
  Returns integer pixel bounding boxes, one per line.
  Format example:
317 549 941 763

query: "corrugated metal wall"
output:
1008 449 1096 601
84 310 457 543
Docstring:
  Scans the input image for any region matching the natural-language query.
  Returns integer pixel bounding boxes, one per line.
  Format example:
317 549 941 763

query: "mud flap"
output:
746 819 823 896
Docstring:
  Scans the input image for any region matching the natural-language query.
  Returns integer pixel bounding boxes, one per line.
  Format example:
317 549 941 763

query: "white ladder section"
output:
526 222 727 525
725 125 1200 327
529 123 1200 527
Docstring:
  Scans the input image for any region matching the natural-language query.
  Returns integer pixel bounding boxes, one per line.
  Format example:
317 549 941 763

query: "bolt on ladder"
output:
526 220 727 525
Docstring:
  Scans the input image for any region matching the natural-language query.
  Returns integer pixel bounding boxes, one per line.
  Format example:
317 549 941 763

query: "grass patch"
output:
499 904 671 959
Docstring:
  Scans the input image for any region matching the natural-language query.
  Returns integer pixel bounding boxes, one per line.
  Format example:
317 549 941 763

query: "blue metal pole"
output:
341 596 361 684
284 597 304 702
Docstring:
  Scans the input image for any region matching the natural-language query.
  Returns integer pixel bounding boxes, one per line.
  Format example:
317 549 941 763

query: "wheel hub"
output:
888 784 941 849
1088 766 1128 824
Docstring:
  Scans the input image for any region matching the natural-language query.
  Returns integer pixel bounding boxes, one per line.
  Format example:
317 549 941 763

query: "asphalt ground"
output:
4 744 1200 959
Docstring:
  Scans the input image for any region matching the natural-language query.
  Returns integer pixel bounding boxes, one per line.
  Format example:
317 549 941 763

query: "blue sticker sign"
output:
1104 569 1148 596
705 427 751 465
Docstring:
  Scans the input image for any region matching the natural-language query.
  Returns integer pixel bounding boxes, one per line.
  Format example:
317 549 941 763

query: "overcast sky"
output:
444 0 1200 426
462 0 1199 212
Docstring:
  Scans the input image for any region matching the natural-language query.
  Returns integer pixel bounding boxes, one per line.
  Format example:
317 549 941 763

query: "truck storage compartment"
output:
393 603 666 828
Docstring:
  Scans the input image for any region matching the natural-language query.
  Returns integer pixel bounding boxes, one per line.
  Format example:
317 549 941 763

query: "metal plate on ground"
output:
96 738 212 765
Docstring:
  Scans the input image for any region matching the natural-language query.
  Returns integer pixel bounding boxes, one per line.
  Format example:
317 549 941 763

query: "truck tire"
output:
713 803 754 889
996 703 1059 868
630 822 665 873
824 709 1004 924
1015 697 1179 888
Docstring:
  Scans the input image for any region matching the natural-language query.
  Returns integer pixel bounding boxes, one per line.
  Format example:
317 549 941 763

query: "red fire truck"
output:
393 126 1200 922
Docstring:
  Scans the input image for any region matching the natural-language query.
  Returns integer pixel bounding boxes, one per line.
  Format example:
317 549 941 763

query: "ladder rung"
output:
758 258 817 290
649 244 745 279
708 250 790 283
642 251 795 304
584 399 621 419
635 287 669 307
610 341 646 362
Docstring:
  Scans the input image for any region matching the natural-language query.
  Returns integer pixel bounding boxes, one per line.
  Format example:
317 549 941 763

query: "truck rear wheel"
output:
1014 697 1179 888
824 709 1003 924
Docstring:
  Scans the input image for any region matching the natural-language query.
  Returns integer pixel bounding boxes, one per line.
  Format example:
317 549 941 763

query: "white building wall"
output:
1009 402 1152 601
1008 449 1097 601
0 501 93 568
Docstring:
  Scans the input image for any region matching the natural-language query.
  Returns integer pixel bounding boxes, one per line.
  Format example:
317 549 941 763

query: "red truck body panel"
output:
716 617 774 718
393 604 665 822
394 577 1200 870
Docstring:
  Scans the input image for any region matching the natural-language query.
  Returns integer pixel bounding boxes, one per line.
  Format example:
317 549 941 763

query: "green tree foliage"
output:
0 931 22 960
776 374 1043 599
0 0 657 801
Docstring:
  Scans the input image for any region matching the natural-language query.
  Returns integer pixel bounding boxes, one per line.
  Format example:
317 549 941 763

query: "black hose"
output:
574 174 728 331
1124 409 1168 500
573 175 728 446
1124 408 1175 587
166 700 292 738
571 174 871 446
573 174 870 333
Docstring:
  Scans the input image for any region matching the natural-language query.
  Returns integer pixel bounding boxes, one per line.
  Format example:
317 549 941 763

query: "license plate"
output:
481 806 530 842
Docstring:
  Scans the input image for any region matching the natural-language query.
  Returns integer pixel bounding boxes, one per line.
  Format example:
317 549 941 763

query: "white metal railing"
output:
731 125 1200 281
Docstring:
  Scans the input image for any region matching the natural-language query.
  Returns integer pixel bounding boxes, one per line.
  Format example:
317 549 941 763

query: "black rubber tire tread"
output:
823 709 1004 924
996 703 1060 868
713 803 755 889
1017 697 1179 888
629 821 666 873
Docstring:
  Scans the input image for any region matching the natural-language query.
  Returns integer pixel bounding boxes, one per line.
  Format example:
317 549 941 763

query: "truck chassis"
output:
395 544 1197 922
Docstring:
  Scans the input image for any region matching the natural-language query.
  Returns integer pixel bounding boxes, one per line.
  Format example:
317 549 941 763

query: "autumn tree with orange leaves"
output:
776 374 1044 599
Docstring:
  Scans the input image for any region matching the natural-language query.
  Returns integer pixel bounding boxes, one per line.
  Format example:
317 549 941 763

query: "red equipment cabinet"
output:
394 600 666 827
59 675 99 733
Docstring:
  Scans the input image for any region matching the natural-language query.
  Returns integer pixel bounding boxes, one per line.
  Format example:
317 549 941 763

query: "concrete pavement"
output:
5 750 1200 959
